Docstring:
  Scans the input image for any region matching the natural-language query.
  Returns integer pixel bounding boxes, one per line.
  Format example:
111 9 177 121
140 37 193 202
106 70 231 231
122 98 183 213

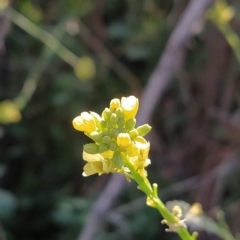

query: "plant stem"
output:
7 7 78 67
123 154 195 240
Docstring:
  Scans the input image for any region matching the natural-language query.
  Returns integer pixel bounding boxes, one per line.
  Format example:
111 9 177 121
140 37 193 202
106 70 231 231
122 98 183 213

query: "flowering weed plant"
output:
72 96 237 240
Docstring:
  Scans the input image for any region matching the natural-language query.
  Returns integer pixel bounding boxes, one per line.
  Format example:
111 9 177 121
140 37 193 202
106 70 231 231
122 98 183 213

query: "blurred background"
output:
0 0 240 239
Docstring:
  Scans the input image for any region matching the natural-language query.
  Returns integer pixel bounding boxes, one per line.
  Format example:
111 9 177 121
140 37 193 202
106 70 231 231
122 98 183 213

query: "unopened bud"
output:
110 113 118 124
110 98 121 110
84 143 99 154
112 151 124 168
118 119 125 128
136 124 152 136
115 108 125 119
90 111 102 128
102 108 111 121
125 118 136 130
102 136 111 144
117 133 131 148
101 120 107 128
109 142 118 151
89 131 102 142
129 129 139 139
99 143 109 152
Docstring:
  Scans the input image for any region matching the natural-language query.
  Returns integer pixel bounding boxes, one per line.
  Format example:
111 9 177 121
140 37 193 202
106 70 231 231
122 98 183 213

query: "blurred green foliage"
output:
1 0 240 239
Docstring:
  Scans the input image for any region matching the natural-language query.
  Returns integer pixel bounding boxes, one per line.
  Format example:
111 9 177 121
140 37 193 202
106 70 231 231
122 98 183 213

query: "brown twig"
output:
76 20 142 96
77 0 215 239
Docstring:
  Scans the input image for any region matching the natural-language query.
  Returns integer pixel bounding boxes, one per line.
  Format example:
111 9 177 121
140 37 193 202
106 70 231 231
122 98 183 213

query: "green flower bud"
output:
115 108 125 119
102 108 111 121
101 120 107 128
136 124 152 136
112 151 123 168
83 143 99 154
108 129 115 138
118 119 125 128
107 122 113 129
102 130 108 136
129 129 139 139
109 142 118 151
102 136 111 144
110 113 118 124
99 143 109 152
125 118 136 130
89 131 103 142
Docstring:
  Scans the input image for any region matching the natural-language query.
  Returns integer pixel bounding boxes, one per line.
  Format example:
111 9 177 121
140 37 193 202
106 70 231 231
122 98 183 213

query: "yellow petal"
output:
83 163 98 176
0 100 22 124
72 116 85 131
83 151 103 162
117 133 131 148
121 96 139 119
110 98 121 110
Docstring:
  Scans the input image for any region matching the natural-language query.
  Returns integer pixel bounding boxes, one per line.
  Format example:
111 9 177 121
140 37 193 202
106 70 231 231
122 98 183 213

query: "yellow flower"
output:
117 133 131 148
0 100 22 124
146 196 157 208
72 112 97 134
82 151 115 176
121 96 139 120
110 98 121 110
127 137 150 176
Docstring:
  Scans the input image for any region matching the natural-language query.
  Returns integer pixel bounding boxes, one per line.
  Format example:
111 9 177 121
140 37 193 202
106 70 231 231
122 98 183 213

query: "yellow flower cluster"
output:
72 96 152 178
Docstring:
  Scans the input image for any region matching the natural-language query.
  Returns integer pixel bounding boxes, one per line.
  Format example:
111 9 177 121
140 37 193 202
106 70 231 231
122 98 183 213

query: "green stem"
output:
123 155 195 240
13 19 68 110
6 7 79 67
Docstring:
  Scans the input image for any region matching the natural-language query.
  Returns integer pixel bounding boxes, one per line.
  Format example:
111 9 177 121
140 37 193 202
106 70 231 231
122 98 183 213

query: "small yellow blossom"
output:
72 96 151 177
146 196 157 208
117 133 131 148
110 98 121 110
72 112 97 134
0 100 22 124
82 151 116 176
121 96 139 120
189 203 203 216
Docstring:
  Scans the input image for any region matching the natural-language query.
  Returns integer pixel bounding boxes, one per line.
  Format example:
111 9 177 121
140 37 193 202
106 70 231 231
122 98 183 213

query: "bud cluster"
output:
72 96 152 177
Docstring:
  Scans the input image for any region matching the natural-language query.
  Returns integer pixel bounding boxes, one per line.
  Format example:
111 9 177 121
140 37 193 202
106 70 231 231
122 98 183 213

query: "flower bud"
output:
72 116 85 131
101 120 107 128
102 136 111 144
136 124 152 136
118 119 125 128
117 133 131 148
107 122 113 129
83 143 99 154
115 108 125 119
129 129 139 139
112 151 123 168
109 142 118 151
121 96 139 119
102 108 111 121
98 143 109 152
90 111 102 128
89 131 103 142
125 118 136 130
110 113 118 124
110 98 121 110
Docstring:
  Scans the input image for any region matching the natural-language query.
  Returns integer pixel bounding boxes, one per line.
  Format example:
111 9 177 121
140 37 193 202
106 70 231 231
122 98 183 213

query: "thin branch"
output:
76 20 142 95
77 0 215 239
7 7 78 67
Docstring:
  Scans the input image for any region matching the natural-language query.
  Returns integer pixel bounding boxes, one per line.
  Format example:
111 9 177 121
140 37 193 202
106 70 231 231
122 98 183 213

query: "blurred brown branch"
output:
76 19 142 96
77 0 216 240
